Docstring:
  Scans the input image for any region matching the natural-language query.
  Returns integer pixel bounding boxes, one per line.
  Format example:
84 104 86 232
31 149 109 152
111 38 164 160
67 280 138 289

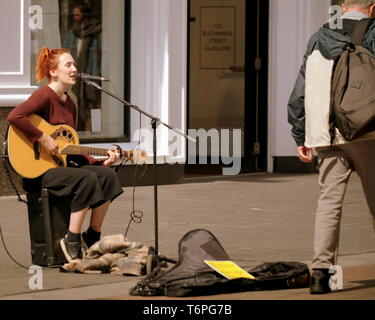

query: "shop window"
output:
59 0 102 133
30 0 129 142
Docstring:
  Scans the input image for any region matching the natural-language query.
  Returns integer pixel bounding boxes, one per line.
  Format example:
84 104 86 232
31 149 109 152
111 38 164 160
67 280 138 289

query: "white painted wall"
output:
0 0 37 106
131 0 187 162
101 0 125 138
131 0 188 162
0 0 63 106
267 0 331 171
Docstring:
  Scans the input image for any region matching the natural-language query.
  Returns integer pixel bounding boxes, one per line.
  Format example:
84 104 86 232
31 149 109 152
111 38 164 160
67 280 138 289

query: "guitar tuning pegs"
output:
112 144 123 156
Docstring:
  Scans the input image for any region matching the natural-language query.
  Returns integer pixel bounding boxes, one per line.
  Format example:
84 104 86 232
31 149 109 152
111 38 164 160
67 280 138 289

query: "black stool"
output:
24 179 71 266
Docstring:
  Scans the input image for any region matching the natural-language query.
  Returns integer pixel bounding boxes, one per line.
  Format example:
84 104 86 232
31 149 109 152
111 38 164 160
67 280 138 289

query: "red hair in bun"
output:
35 47 71 83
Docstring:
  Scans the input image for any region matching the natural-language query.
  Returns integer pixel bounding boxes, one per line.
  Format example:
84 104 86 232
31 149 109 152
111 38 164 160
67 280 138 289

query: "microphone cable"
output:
0 83 146 268
124 110 147 238
105 79 147 238
0 155 63 270
0 225 30 270
0 145 30 270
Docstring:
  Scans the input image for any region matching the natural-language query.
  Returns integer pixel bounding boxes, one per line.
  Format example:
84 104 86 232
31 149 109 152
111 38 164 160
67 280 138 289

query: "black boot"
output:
310 268 331 294
82 227 101 250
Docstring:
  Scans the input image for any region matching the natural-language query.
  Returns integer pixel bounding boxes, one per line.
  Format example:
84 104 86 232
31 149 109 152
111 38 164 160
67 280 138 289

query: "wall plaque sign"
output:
200 6 236 69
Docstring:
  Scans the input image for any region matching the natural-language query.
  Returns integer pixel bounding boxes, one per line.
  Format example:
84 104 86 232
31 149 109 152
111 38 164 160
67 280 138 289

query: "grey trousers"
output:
312 137 375 269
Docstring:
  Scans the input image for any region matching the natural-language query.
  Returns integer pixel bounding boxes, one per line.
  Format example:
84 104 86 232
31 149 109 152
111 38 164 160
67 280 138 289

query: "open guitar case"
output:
131 229 310 297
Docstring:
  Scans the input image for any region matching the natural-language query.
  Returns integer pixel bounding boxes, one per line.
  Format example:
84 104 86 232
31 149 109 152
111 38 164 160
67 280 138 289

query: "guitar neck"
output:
60 145 107 156
60 145 130 157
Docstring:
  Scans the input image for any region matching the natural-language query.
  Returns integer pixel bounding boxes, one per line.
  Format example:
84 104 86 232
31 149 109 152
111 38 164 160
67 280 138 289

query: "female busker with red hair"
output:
7 47 124 262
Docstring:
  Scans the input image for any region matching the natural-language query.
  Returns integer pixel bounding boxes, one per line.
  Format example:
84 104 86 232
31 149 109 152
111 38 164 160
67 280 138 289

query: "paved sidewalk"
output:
0 173 374 300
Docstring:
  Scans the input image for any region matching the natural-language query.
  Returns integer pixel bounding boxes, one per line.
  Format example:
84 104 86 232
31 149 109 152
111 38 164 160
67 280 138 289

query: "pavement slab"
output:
0 173 374 301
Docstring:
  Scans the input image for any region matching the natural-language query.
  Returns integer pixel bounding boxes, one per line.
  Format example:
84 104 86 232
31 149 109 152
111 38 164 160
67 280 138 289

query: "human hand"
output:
297 146 313 163
369 3 375 17
103 148 121 167
38 133 58 156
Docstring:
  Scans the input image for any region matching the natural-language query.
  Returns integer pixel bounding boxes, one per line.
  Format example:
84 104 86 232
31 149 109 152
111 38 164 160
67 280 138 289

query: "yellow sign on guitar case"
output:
204 260 255 280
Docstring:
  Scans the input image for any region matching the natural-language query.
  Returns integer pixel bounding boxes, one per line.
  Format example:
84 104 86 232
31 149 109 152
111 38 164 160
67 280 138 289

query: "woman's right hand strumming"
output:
38 133 59 156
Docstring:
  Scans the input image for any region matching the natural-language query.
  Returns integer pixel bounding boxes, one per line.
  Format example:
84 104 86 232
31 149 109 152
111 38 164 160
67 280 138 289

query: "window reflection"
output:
59 0 102 133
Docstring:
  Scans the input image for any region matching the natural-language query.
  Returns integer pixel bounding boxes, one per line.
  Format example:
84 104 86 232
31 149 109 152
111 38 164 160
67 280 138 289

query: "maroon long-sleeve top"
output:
7 85 102 166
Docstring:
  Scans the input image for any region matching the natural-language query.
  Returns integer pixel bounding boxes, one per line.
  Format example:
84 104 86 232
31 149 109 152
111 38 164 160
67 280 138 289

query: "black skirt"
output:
40 165 123 212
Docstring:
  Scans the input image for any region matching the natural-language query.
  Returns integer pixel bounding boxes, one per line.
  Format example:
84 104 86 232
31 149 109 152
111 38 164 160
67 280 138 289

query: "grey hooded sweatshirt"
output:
287 14 375 148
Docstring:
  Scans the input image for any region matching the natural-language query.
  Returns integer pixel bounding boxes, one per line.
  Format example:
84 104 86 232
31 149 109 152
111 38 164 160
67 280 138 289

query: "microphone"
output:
76 73 109 81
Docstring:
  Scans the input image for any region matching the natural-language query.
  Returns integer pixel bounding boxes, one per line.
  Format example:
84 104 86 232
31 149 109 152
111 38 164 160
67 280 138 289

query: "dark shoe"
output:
60 235 82 262
310 269 331 294
81 231 98 251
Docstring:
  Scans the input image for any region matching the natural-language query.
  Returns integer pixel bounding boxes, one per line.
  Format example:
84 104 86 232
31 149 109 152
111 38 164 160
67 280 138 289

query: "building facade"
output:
0 0 333 196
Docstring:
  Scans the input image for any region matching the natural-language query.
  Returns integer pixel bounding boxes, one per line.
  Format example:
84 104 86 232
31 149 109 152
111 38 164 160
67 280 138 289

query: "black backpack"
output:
330 18 375 141
129 229 310 297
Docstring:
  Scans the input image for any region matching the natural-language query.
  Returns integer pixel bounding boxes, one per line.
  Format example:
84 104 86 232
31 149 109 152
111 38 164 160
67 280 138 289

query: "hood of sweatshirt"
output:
317 18 375 60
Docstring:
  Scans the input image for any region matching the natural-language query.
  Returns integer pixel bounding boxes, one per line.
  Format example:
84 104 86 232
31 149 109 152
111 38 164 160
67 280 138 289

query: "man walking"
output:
287 0 375 294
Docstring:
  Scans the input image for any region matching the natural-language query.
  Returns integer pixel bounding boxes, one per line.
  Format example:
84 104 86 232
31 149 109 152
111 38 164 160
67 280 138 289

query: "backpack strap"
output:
351 18 373 45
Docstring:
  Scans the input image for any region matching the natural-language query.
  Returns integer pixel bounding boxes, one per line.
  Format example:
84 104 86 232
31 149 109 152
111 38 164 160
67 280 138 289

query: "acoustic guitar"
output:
6 114 147 179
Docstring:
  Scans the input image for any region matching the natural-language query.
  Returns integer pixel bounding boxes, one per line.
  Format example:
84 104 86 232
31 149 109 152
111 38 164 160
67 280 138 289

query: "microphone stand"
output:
82 79 195 258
